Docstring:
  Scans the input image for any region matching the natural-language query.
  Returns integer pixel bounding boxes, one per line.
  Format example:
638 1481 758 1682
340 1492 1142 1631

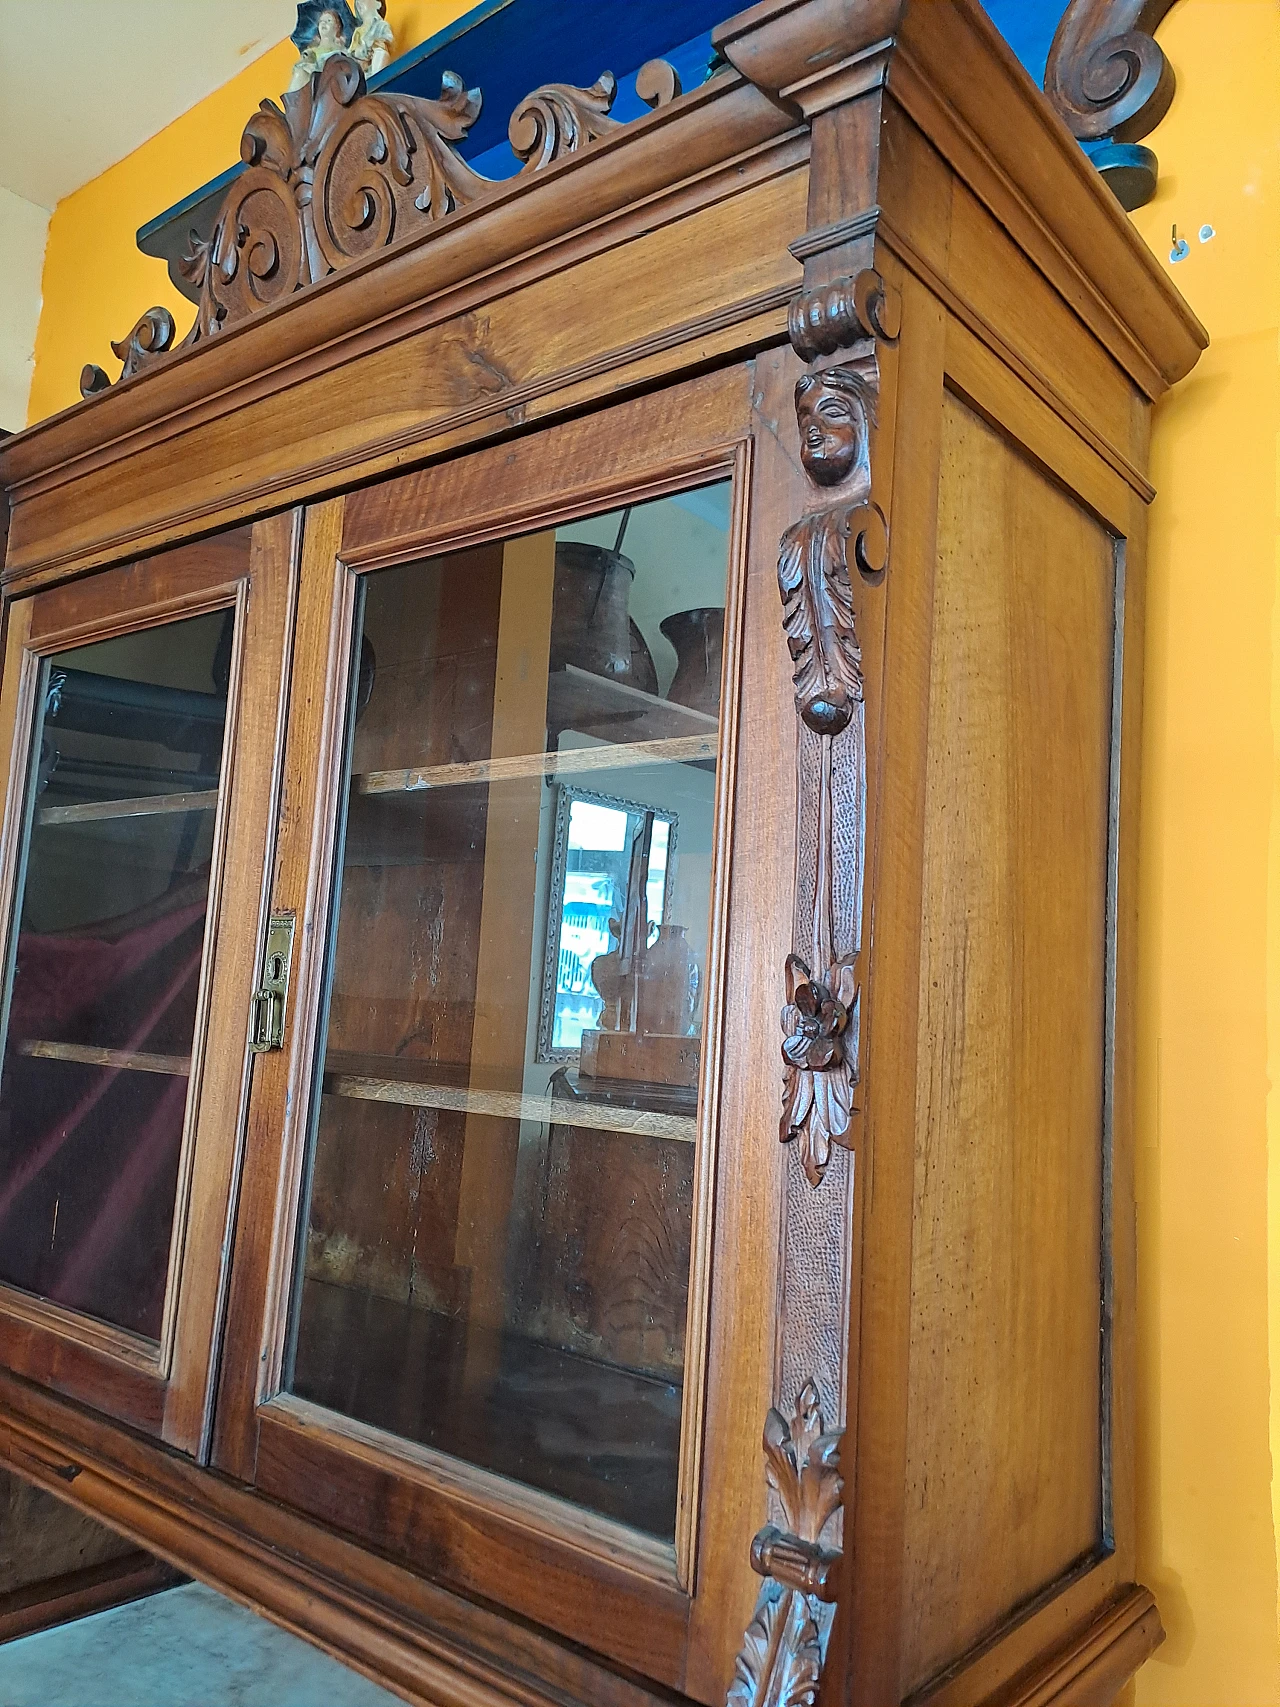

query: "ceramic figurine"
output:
287 2 358 92
350 0 395 77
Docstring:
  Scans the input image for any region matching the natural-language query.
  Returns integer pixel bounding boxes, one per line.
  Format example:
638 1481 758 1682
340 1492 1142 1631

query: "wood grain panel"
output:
900 389 1114 1690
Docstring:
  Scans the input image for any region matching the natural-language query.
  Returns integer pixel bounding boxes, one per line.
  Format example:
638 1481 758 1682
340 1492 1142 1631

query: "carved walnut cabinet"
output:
0 2 1204 1704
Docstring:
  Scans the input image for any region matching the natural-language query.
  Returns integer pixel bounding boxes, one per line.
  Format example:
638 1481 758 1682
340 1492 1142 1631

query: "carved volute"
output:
1043 0 1179 209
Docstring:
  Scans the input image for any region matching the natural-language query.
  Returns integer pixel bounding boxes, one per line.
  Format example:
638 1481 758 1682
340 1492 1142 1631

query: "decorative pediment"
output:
81 53 680 399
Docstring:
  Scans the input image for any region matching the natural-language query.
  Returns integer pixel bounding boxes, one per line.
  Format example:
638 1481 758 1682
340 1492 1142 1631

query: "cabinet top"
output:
0 0 1205 581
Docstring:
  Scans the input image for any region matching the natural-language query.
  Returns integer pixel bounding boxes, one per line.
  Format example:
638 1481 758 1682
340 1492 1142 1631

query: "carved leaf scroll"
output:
778 505 864 738
80 308 176 400
509 71 620 170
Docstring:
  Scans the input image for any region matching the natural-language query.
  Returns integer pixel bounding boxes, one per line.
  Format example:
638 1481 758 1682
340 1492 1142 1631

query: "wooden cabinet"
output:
0 3 1204 1704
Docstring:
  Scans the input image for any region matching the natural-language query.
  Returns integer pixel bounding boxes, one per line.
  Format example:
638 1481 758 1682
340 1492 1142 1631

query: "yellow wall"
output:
19 1 1280 1701
1129 3 1280 1701
26 0 473 425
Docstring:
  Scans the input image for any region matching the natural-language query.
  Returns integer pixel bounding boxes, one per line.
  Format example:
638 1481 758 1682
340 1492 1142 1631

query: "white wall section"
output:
0 187 49 431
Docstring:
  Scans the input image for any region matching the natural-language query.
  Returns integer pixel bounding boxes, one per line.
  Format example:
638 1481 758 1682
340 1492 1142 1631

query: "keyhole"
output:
268 954 284 982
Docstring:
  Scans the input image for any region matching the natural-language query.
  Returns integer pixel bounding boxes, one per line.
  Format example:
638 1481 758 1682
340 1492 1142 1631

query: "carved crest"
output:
81 54 681 396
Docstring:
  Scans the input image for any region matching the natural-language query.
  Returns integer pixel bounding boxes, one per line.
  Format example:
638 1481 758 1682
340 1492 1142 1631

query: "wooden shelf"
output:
17 1040 192 1077
358 732 715 797
322 1054 696 1143
37 790 219 827
549 666 718 743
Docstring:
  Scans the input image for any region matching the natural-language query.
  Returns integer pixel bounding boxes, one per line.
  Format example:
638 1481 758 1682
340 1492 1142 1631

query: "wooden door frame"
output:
0 514 298 1455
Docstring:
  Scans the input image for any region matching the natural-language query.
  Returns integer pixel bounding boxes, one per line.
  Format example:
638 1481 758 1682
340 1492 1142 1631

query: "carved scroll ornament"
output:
727 1385 843 1707
1044 0 1177 141
82 53 681 398
1043 0 1177 209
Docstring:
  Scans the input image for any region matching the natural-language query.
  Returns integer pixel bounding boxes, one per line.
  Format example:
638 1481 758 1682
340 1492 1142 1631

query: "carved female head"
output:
795 366 874 488
316 8 345 43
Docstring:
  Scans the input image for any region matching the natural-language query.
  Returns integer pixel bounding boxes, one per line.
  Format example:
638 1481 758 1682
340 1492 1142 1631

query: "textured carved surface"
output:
1044 0 1177 142
509 72 620 170
788 269 901 363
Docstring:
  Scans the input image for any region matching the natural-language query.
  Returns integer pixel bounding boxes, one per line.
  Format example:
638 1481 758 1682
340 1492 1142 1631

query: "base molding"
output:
988 1587 1164 1707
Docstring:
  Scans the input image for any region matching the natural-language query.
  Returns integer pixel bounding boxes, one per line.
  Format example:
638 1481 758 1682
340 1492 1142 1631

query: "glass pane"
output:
0 609 234 1341
287 483 731 1539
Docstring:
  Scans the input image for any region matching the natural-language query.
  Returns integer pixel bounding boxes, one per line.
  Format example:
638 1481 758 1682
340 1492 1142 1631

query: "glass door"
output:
0 517 296 1453
214 382 756 1687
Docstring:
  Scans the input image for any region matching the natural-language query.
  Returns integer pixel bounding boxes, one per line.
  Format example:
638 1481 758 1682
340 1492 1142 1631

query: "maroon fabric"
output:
8 901 206 1037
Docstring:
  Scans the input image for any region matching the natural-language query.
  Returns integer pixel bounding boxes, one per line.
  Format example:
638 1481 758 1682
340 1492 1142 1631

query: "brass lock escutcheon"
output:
249 912 296 1053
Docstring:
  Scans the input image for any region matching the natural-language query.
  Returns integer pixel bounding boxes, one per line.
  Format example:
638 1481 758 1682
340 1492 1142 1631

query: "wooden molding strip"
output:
876 213 1156 503
991 1585 1164 1707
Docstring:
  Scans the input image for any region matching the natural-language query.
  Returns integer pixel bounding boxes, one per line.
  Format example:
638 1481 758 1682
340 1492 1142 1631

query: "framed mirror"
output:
537 787 678 1062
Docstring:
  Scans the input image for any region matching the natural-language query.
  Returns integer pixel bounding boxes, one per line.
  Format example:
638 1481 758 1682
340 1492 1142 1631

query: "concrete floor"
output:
0 1580 404 1706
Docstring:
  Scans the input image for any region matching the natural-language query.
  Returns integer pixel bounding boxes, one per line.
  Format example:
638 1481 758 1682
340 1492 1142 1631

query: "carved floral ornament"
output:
81 52 682 398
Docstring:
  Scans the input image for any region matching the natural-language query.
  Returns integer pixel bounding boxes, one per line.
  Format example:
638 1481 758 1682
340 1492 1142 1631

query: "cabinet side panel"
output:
901 389 1112 1691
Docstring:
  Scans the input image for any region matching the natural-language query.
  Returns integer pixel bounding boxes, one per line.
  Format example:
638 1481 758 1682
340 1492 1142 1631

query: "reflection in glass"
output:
0 609 233 1341
286 483 732 1539
544 793 676 1056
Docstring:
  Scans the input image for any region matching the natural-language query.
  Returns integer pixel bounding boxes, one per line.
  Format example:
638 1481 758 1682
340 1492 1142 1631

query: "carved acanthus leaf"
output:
727 1386 843 1706
762 1381 843 1546
509 71 620 170
726 1580 822 1707
1044 0 1177 142
779 506 865 738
